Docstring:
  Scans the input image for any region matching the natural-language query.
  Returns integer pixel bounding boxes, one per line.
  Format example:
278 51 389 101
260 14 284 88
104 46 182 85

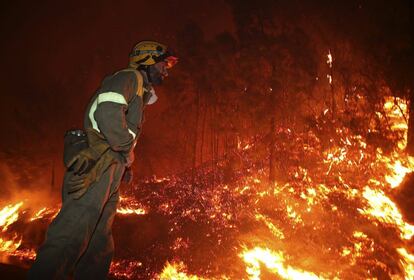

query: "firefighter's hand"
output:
67 148 98 175
67 171 98 199
67 152 116 199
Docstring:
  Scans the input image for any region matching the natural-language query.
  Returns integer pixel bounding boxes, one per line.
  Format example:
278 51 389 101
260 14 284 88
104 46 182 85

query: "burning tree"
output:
2 95 414 279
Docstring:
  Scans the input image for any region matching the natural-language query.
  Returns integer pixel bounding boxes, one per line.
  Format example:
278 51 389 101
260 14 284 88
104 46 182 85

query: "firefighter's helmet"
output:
129 41 178 68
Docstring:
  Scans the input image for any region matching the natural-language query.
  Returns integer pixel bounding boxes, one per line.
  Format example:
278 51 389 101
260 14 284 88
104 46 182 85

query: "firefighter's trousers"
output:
28 158 125 280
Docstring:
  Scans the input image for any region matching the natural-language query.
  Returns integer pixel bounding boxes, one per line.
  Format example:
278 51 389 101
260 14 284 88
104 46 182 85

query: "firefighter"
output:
28 41 178 279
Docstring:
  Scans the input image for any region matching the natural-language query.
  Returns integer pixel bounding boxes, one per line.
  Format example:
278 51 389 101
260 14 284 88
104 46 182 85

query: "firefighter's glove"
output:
67 142 110 175
67 149 97 175
67 151 117 199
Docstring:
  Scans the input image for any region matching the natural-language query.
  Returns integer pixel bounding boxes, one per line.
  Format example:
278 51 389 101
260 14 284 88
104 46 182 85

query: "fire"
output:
0 202 24 253
240 247 325 280
0 234 22 253
326 50 333 85
326 74 332 84
158 262 206 280
118 196 148 216
8 248 37 260
110 260 144 279
397 248 414 280
358 187 414 240
0 198 148 264
326 50 333 68
2 96 414 279
30 207 47 221
377 97 414 188
340 231 373 266
29 207 58 221
116 207 147 215
0 202 23 232
383 157 414 188
356 97 414 241
255 213 285 239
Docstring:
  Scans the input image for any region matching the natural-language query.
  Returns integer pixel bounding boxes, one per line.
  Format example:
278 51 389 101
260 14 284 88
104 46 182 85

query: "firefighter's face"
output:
155 61 169 78
148 62 168 85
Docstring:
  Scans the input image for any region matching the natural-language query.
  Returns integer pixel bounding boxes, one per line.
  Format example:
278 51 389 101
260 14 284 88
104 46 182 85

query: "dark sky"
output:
0 0 234 121
0 0 235 192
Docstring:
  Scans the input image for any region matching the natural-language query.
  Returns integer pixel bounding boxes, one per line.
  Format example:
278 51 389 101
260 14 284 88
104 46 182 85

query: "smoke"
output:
0 160 59 210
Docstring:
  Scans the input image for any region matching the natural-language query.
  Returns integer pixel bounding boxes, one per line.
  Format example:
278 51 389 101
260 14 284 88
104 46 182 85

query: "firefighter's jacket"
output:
83 68 145 166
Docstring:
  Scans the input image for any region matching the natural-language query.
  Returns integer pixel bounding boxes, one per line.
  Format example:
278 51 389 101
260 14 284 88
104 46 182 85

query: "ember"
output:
1 96 414 279
241 247 325 280
0 98 414 279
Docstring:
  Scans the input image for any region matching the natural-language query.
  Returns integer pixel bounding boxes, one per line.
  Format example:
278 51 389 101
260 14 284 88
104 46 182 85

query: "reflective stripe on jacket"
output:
83 68 144 156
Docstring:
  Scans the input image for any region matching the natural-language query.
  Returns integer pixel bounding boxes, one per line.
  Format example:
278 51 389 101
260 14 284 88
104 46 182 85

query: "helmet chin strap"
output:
129 60 139 69
138 68 151 86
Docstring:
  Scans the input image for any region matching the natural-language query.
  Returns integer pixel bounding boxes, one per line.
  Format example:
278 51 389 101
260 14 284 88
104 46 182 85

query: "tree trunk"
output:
269 67 278 184
330 61 336 118
211 99 216 186
407 0 414 155
200 98 207 163
269 115 276 184
51 160 55 192
192 90 200 188
215 103 220 162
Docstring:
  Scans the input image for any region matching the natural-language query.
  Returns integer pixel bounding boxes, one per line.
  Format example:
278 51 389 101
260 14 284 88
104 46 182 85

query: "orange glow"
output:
326 50 333 68
358 187 414 240
397 248 414 280
240 247 325 280
159 262 207 280
116 207 147 215
0 234 22 253
1 96 414 279
0 202 23 232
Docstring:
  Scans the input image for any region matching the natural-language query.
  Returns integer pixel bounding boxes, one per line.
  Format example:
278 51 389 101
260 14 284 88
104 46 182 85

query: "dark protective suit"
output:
28 68 145 279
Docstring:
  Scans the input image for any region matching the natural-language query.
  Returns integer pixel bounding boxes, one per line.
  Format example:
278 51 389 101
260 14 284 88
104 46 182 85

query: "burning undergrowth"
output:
1 96 414 279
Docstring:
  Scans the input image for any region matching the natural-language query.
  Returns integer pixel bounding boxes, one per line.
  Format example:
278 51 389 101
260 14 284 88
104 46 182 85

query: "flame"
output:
358 187 414 240
384 158 414 188
255 214 285 239
30 207 47 221
240 247 325 280
7 248 37 260
0 202 24 253
340 231 373 266
29 207 58 221
158 262 207 280
378 97 414 188
117 196 148 215
0 234 22 253
110 260 143 279
1 95 414 279
326 50 333 68
116 207 147 215
0 202 23 231
326 74 332 84
397 248 414 280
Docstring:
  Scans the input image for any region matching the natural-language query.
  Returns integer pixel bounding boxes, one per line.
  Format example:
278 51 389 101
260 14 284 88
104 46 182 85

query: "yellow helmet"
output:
129 41 177 68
